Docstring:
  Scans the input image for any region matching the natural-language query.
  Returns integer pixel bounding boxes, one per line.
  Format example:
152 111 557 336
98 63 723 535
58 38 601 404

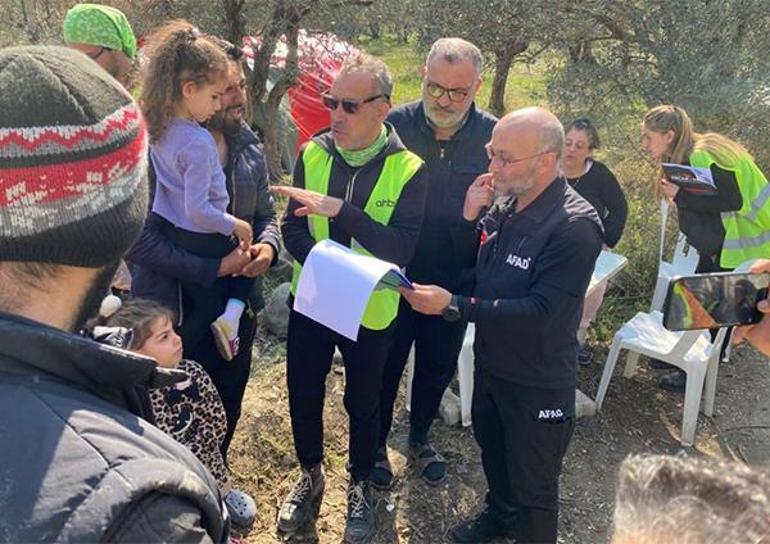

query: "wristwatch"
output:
441 295 462 322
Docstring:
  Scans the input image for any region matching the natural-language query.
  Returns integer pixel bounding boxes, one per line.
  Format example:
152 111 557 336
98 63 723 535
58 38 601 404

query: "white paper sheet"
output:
294 239 410 341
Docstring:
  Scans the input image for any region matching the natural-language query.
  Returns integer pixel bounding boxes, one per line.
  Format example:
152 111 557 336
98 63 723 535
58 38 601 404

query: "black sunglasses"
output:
322 93 390 114
85 47 109 60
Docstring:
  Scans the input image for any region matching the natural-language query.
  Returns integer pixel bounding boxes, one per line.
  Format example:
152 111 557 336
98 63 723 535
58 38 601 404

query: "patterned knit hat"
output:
0 46 148 268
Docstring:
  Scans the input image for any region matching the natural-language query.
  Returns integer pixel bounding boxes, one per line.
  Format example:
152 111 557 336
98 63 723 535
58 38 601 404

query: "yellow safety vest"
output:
690 149 770 268
289 140 423 330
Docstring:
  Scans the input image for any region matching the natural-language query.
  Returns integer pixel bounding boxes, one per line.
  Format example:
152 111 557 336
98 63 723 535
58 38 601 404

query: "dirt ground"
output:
228 326 770 544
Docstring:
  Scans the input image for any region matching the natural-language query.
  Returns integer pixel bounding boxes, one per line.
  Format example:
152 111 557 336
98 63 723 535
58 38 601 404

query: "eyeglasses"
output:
425 82 472 103
486 143 551 167
86 47 108 60
321 93 389 114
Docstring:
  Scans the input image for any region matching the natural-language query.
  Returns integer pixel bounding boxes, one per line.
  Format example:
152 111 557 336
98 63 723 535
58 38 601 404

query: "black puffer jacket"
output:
0 313 227 543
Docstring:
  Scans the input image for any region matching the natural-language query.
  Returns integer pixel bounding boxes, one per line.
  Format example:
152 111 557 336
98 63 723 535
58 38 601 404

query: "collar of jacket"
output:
0 312 187 403
415 100 478 142
224 120 260 157
309 122 409 168
496 176 569 224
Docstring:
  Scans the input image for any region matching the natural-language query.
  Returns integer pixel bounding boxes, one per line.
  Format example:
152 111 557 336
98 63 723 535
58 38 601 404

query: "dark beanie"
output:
0 45 148 268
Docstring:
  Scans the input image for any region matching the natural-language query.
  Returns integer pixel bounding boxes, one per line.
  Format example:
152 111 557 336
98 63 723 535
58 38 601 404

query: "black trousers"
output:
379 298 467 446
169 227 253 344
287 310 395 482
472 369 575 544
184 296 257 461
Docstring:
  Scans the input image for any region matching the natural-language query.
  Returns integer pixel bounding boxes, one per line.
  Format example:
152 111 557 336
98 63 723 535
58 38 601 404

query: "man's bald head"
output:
497 107 564 162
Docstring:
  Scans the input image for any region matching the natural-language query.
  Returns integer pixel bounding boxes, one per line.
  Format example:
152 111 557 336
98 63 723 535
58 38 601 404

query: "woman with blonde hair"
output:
641 105 770 390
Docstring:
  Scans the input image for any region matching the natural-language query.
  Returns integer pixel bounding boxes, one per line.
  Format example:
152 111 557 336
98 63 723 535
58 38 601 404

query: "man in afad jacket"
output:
401 108 603 544
0 46 226 543
274 53 427 544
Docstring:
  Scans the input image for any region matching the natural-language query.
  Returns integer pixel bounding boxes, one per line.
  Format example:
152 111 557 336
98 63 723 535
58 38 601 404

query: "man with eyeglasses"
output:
376 37 497 489
63 4 138 89
274 53 427 544
399 108 603 543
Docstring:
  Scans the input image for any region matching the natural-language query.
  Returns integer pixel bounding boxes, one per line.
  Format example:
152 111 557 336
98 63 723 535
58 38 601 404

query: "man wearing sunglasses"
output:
63 4 138 90
376 38 498 488
275 53 427 544
400 108 603 544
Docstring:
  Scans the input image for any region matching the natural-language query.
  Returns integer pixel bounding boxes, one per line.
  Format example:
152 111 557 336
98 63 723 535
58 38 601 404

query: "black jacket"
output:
282 124 428 268
127 121 281 315
0 313 226 543
674 163 742 260
566 160 627 248
454 178 604 389
387 101 498 290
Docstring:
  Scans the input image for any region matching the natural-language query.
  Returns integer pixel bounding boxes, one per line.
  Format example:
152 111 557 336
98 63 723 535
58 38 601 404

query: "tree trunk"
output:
220 0 246 45
488 41 527 118
261 10 301 179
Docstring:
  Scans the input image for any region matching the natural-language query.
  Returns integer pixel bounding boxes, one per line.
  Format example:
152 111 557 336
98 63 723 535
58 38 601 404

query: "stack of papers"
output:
294 239 412 341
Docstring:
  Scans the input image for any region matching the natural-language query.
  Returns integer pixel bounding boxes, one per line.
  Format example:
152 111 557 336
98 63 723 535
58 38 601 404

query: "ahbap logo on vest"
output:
537 408 567 423
375 198 396 208
505 253 531 270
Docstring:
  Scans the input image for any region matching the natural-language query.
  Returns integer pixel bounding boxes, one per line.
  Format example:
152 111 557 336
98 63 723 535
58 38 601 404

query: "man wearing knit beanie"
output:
0 46 227 543
63 3 137 88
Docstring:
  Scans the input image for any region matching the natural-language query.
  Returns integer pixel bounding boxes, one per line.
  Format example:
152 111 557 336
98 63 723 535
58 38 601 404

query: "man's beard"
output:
495 169 537 199
209 107 242 134
73 261 120 332
425 104 470 130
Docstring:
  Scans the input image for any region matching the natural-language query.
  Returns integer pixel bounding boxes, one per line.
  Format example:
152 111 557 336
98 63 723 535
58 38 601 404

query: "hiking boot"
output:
451 506 514 543
659 369 687 392
369 446 394 490
277 465 324 535
344 479 375 544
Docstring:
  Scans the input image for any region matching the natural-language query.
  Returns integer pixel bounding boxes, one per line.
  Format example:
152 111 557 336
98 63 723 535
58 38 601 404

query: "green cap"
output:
63 3 137 60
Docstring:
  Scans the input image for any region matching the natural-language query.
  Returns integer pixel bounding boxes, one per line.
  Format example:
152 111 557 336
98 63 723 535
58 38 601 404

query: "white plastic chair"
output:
594 310 727 446
404 324 475 427
650 199 699 312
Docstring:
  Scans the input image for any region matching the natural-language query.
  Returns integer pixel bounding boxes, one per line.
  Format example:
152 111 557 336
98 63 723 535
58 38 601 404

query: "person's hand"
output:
218 246 253 277
398 283 452 315
660 177 680 201
732 259 770 356
463 173 494 221
232 218 253 250
271 186 344 218
240 243 276 277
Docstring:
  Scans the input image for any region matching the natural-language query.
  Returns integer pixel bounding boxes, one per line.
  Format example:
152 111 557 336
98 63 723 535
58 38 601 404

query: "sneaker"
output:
344 479 375 544
277 465 324 535
659 369 687 392
211 317 239 362
451 506 514 543
225 489 256 534
369 447 394 490
577 345 591 366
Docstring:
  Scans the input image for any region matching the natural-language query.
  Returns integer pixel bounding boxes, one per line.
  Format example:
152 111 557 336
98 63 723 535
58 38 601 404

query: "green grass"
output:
359 35 547 112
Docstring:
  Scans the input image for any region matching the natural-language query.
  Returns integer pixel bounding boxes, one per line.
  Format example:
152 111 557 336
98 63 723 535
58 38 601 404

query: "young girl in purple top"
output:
141 21 253 361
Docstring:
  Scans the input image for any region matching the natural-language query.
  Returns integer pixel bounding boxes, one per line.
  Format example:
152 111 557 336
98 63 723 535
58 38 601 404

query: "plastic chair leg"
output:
681 366 707 446
702 357 720 417
595 337 623 411
623 351 641 378
457 341 475 427
404 344 415 413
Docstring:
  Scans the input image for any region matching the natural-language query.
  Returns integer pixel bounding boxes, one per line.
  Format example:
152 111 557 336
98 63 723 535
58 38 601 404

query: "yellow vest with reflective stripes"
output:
289 140 423 330
690 149 770 268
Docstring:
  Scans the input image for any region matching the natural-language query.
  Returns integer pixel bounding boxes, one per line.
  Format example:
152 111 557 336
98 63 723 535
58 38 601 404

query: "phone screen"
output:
663 272 770 331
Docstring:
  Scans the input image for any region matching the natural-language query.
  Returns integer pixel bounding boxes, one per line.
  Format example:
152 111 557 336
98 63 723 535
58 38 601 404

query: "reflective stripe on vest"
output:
690 149 770 268
290 140 423 330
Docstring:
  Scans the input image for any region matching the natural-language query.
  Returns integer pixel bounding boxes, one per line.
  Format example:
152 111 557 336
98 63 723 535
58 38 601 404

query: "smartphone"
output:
662 271 770 331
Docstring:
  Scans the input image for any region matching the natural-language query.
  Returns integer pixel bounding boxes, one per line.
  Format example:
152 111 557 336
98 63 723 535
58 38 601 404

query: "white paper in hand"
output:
293 239 411 341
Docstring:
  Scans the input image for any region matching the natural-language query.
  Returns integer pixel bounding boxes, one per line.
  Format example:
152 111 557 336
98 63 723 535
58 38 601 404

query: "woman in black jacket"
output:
563 118 628 364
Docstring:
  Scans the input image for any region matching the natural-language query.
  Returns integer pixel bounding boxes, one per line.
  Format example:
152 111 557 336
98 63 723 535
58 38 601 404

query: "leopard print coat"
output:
149 359 229 491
